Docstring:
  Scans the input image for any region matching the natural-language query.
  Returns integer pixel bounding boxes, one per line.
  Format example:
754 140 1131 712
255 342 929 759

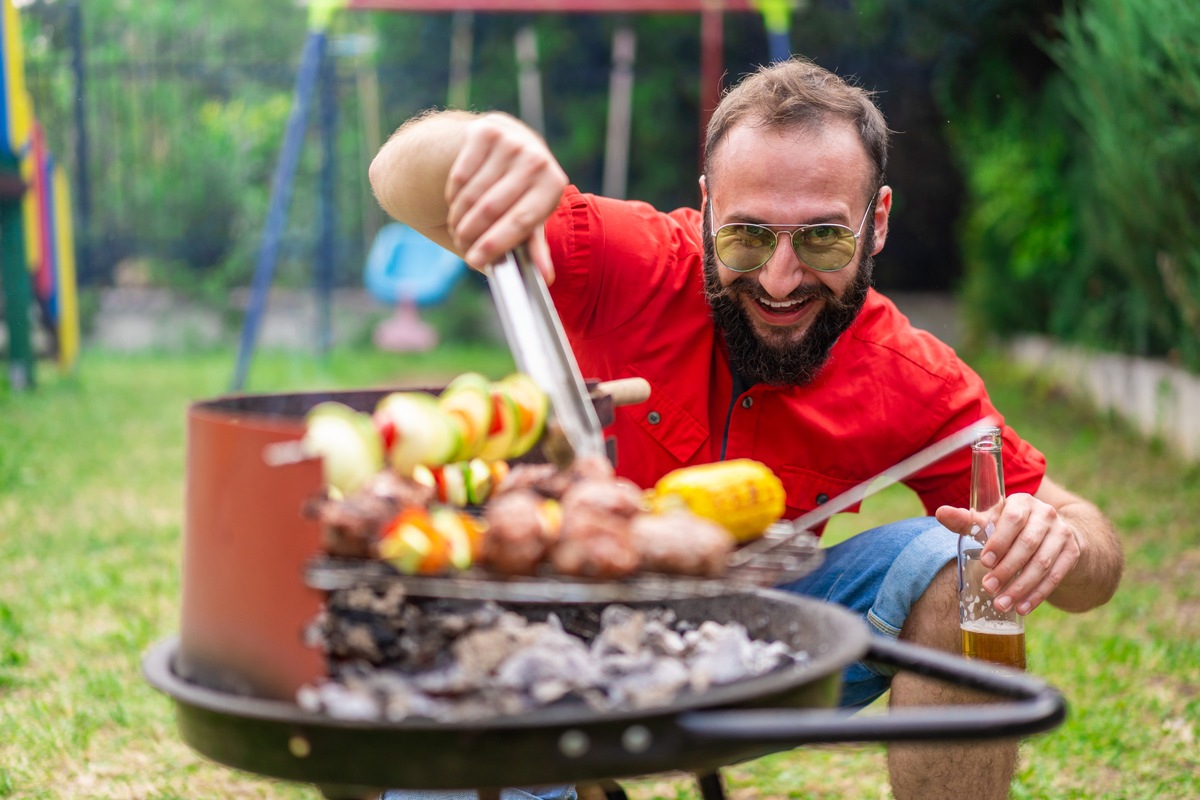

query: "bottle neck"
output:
970 442 1005 511
968 428 1004 544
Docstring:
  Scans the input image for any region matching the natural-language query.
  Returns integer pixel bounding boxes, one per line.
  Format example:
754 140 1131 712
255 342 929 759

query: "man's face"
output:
702 122 890 385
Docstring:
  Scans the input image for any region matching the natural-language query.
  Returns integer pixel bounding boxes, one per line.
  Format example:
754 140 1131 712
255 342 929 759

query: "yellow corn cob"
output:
649 459 786 542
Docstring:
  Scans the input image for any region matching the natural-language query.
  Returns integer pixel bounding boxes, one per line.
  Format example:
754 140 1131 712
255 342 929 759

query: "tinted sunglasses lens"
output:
715 224 775 271
794 225 856 270
716 224 857 272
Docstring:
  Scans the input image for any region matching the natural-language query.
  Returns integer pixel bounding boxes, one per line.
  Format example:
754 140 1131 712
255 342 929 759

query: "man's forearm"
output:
1036 477 1124 613
1048 496 1124 612
368 109 481 249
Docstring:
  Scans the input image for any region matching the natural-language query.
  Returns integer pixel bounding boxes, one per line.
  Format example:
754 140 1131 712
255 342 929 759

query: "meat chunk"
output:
629 511 734 577
494 463 566 498
495 455 616 500
550 478 643 579
304 472 435 558
481 490 559 575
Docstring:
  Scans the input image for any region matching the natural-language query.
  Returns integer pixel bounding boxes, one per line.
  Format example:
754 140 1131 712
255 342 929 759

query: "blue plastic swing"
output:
365 223 467 352
364 222 466 307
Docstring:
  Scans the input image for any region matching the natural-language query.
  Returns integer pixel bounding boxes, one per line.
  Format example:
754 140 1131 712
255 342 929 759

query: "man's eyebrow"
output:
730 213 849 227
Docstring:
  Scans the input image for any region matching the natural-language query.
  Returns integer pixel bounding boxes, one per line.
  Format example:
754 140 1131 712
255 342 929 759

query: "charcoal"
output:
683 621 792 693
301 594 804 723
604 656 691 709
493 628 602 701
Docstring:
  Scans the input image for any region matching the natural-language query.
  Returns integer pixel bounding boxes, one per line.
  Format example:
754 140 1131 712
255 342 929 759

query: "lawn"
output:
0 347 1196 799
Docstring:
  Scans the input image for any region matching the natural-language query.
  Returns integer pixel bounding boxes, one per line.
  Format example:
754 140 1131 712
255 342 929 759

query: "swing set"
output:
231 0 800 390
1 0 81 391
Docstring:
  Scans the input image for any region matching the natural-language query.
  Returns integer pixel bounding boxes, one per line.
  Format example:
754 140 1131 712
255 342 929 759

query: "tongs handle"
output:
485 247 607 463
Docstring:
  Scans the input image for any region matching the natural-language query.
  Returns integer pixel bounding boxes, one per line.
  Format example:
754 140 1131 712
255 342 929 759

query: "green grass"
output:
1 348 1197 799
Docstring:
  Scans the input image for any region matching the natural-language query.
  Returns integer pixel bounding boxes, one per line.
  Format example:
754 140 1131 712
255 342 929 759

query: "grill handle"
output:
677 636 1066 745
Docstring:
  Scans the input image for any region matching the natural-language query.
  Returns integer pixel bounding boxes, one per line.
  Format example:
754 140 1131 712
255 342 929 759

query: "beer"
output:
961 619 1026 670
958 427 1028 667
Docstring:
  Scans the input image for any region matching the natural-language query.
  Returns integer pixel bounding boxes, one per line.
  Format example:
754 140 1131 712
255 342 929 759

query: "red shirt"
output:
546 186 1046 532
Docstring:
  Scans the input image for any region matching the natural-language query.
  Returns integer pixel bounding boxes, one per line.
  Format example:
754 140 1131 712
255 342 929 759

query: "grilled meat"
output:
550 478 643 579
630 510 734 578
480 489 561 575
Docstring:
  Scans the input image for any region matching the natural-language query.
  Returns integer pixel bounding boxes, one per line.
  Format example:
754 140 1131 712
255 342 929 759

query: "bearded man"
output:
368 57 1123 800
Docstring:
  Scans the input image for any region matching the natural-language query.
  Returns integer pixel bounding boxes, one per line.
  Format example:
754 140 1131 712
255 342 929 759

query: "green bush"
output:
946 68 1077 347
1050 0 1200 369
951 0 1200 371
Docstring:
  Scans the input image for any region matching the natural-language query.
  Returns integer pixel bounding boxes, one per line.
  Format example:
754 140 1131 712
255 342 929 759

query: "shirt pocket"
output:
628 370 707 465
776 466 866 523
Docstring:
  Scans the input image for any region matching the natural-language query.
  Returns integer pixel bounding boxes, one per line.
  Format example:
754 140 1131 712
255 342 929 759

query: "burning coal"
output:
298 585 808 722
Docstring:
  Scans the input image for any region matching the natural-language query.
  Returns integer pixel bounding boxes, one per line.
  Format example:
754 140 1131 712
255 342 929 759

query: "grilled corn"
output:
649 459 786 542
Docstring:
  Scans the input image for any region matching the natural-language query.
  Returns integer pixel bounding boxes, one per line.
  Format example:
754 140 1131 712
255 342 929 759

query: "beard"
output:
703 217 874 387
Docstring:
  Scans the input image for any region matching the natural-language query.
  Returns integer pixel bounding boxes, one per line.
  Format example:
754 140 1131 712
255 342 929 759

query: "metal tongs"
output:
485 246 607 466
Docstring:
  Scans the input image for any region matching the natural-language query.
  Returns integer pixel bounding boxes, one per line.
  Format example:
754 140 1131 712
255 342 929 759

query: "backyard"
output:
0 346 1197 799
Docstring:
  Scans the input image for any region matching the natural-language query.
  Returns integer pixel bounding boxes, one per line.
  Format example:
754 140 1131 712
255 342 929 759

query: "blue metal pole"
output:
767 29 790 63
231 29 328 391
68 0 92 283
315 37 337 356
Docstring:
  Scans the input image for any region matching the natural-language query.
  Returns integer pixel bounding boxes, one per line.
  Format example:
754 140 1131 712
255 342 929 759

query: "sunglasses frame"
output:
709 197 875 273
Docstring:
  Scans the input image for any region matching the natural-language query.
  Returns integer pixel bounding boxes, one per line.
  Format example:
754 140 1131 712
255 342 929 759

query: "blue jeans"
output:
381 517 958 800
777 516 959 708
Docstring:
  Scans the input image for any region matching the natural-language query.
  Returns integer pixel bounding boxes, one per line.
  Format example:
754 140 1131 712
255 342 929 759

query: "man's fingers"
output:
944 495 1083 617
989 501 1079 615
461 188 561 270
992 531 1066 614
444 115 567 269
935 505 971 534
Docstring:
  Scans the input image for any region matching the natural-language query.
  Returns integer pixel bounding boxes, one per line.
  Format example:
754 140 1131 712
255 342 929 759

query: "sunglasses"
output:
710 198 875 273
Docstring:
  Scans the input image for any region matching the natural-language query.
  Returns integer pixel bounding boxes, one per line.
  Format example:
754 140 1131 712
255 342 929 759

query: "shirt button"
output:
740 397 753 409
816 493 829 505
647 411 662 425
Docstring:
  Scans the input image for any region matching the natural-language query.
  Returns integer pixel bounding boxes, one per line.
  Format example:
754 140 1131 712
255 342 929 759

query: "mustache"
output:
709 273 850 311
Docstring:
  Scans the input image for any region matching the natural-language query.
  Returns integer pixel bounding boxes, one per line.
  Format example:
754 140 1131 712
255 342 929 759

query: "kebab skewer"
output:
274 372 789 580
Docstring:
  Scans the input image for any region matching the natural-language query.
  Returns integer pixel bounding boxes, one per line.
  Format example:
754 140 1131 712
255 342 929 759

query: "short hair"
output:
704 57 890 198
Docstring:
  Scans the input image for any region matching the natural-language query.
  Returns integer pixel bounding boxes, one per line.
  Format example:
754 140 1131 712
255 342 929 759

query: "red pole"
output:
699 4 724 169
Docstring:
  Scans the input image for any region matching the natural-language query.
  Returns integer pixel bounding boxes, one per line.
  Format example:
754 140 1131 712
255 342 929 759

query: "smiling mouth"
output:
746 294 819 327
757 296 812 311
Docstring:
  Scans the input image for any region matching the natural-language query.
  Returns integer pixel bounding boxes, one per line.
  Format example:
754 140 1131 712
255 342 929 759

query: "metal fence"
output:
21 4 380 292
19 3 966 298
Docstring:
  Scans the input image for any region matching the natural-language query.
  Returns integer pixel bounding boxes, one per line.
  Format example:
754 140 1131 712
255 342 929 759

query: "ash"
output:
298 586 806 722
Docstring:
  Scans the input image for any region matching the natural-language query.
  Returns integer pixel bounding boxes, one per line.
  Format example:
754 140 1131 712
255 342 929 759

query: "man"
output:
369 57 1124 800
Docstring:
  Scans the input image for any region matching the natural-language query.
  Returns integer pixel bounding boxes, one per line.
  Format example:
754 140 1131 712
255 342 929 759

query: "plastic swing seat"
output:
364 223 467 353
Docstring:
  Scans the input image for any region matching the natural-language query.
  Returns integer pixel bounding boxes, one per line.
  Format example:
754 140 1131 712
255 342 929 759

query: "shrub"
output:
1050 0 1200 369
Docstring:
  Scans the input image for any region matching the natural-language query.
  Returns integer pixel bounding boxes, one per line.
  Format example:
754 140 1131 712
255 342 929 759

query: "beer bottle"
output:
958 426 1027 669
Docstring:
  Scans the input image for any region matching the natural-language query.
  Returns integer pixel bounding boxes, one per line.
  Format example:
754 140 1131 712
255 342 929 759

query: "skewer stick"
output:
262 440 314 467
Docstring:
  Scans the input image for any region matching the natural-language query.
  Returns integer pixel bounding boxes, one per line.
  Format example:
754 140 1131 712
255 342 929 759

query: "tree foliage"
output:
941 0 1200 370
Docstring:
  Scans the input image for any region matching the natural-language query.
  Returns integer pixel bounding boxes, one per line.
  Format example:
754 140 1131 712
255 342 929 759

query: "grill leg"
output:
696 771 725 800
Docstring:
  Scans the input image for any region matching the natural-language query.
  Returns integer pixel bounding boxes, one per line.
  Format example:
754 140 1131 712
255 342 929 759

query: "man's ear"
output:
870 185 893 256
699 174 708 206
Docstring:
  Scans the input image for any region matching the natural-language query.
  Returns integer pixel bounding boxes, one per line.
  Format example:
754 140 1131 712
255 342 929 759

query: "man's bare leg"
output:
886 562 1019 800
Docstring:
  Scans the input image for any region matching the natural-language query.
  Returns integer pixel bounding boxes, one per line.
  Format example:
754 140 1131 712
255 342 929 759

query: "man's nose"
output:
757 232 809 299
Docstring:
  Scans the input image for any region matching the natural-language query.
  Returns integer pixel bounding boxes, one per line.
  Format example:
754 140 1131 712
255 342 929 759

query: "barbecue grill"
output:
151 387 1066 800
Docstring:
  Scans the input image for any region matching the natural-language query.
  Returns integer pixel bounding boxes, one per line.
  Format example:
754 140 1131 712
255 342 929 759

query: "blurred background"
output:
3 0 1199 380
2 5 1198 798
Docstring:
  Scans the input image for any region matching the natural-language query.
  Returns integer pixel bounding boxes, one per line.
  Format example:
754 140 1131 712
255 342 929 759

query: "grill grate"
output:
305 529 822 605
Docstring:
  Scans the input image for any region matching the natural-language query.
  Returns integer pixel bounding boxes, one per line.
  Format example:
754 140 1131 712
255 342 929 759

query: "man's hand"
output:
935 493 1082 616
445 113 568 282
